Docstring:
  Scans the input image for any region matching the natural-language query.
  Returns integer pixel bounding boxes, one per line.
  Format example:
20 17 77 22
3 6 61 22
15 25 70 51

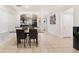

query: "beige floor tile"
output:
0 32 79 53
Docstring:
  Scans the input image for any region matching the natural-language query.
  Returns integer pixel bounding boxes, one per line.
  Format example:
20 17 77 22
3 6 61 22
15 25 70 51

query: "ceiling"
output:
11 5 64 12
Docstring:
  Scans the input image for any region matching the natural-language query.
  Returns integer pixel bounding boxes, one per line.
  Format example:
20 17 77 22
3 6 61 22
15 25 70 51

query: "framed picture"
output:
50 14 56 24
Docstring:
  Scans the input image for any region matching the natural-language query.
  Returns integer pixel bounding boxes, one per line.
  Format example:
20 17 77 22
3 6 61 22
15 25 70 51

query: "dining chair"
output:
29 29 38 47
16 29 27 48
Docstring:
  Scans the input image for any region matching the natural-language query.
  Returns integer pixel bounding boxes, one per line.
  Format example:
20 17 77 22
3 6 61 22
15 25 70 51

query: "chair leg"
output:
24 39 26 48
27 35 29 46
36 38 38 47
26 38 27 45
29 39 31 47
17 41 18 48
17 39 19 48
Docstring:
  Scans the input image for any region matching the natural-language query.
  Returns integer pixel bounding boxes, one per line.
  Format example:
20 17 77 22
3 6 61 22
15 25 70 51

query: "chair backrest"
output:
29 29 38 39
16 29 25 39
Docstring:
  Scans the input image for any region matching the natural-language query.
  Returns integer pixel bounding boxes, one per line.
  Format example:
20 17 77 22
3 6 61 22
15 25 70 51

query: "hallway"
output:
0 32 78 53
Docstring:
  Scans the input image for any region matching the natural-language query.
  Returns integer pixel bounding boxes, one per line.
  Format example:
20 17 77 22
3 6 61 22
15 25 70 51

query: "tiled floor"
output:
0 32 79 53
0 33 10 43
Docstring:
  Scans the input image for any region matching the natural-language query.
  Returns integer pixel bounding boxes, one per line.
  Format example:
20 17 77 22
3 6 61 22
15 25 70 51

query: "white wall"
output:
47 12 61 36
46 6 74 37
46 6 79 38
73 6 79 26
0 6 19 33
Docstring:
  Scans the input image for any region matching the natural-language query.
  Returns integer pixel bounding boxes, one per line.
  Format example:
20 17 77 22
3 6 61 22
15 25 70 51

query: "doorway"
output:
61 8 73 38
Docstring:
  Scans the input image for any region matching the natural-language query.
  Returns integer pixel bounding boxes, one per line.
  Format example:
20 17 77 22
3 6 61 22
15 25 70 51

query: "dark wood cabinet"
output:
32 19 37 27
73 27 79 50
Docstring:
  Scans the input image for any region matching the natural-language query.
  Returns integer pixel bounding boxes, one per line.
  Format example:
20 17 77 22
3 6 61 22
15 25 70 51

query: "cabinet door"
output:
73 37 78 49
77 39 79 50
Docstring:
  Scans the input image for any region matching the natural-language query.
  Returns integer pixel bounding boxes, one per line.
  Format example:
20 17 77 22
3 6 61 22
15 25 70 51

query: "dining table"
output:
15 26 39 47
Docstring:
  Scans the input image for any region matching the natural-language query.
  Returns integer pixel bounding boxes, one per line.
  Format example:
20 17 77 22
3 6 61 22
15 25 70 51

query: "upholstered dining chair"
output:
16 29 27 48
29 29 38 47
